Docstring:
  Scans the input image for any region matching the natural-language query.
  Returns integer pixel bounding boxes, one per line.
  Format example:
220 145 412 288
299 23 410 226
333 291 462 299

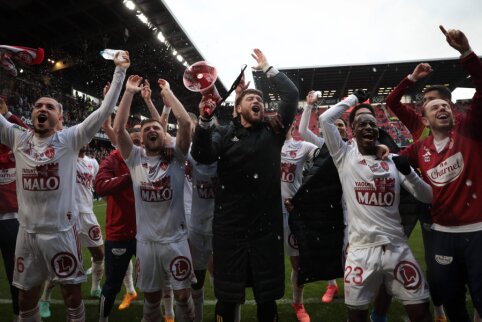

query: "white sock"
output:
192 288 204 322
91 259 104 291
143 300 162 322
162 288 175 318
175 295 195 322
234 304 241 322
41 279 56 301
123 260 135 294
434 305 446 318
19 305 41 322
67 301 85 322
291 269 304 304
328 279 337 286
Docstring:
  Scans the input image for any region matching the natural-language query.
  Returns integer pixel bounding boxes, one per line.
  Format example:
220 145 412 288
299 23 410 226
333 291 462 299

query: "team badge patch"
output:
288 233 299 250
51 252 77 278
88 226 102 241
393 261 421 290
170 256 192 281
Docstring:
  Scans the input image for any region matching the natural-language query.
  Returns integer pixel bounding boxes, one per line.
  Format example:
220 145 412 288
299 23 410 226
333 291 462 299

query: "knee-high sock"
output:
143 300 162 322
328 279 337 286
19 305 41 322
40 279 56 301
123 260 135 294
67 301 85 322
192 288 204 322
92 259 104 291
175 295 195 322
162 288 175 318
291 269 304 304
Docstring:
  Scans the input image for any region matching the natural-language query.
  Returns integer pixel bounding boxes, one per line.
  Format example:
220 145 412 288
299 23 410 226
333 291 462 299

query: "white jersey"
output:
125 145 188 243
75 155 99 214
184 159 193 217
280 139 317 213
319 95 432 250
0 67 125 233
187 151 217 235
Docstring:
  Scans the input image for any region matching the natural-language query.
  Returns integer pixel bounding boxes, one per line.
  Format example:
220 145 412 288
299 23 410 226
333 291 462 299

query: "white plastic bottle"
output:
100 49 125 61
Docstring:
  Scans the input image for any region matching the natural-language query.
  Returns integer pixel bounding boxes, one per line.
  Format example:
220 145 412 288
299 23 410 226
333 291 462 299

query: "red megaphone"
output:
183 61 221 116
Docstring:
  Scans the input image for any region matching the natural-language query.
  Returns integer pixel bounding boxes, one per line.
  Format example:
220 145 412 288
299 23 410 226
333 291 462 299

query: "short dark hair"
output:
349 103 375 126
140 118 163 129
423 85 452 101
235 89 263 106
336 118 348 127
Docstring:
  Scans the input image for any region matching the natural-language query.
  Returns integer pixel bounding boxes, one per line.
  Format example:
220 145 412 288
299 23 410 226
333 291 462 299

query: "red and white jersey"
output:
125 145 187 243
75 155 99 214
280 139 317 213
187 151 217 235
320 95 432 250
0 128 90 233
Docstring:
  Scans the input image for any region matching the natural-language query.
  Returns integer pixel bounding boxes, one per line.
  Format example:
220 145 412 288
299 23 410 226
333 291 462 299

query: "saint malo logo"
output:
426 152 463 187
280 162 296 183
140 176 172 202
355 177 395 207
22 163 60 191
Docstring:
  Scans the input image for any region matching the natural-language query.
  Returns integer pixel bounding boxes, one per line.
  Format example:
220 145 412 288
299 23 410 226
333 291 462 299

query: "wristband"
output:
199 116 215 129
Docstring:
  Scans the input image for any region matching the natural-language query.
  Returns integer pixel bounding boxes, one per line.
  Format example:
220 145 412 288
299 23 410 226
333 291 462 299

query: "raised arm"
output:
141 79 162 122
158 79 191 155
113 75 143 159
319 94 360 159
299 91 325 147
385 63 431 141
251 48 299 130
74 52 129 148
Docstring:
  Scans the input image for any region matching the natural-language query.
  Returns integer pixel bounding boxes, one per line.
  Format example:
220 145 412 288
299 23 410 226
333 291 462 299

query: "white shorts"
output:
188 229 212 270
136 238 196 293
283 212 299 257
13 225 86 290
344 243 430 307
77 212 103 247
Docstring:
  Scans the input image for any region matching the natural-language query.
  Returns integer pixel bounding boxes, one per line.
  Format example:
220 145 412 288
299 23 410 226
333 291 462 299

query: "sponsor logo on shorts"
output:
22 163 60 191
112 248 127 256
434 255 453 265
288 233 298 250
51 252 77 278
393 260 422 290
88 225 102 241
170 256 192 281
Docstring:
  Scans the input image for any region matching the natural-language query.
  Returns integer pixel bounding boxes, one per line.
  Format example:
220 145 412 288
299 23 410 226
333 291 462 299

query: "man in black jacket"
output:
191 48 298 322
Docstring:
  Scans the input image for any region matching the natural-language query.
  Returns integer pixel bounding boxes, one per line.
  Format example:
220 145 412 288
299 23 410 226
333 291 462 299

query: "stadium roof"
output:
0 0 227 114
253 57 478 105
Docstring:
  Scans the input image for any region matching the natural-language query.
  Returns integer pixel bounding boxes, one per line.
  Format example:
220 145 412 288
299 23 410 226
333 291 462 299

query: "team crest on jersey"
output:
76 172 93 188
290 150 297 159
51 252 77 278
288 233 298 250
88 225 102 241
380 161 389 172
426 152 463 187
170 256 192 281
44 146 55 159
393 261 422 290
